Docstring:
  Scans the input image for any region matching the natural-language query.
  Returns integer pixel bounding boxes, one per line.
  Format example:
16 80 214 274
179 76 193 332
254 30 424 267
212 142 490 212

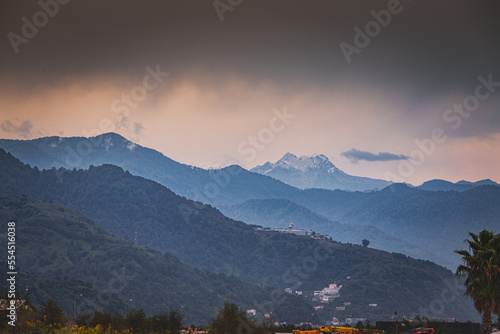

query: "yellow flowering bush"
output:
18 320 133 334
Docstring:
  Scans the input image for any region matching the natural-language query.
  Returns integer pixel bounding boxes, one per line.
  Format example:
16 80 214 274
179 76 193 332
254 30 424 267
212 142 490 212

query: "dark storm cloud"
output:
1 0 500 138
1 0 499 88
341 148 410 164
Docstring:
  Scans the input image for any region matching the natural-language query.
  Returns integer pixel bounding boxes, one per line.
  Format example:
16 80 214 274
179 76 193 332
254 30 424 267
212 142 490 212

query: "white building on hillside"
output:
314 283 342 303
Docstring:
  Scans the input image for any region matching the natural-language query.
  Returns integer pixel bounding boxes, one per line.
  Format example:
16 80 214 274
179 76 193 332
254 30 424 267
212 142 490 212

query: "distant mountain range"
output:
0 133 495 199
0 149 478 322
251 153 392 191
0 134 442 265
0 133 498 270
417 179 498 192
0 133 296 206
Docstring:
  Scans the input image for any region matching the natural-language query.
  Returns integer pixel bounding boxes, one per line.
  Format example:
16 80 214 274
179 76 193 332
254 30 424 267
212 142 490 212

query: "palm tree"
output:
455 230 500 334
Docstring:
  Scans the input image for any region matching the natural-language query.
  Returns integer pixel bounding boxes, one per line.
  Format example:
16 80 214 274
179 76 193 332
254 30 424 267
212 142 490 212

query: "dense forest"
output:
0 194 316 324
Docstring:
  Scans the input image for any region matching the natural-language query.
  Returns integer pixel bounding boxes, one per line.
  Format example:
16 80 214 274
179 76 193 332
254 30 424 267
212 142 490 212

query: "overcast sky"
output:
1 0 499 185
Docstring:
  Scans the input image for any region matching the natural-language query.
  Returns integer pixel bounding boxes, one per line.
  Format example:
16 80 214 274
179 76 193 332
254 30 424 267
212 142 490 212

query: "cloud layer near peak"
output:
341 148 410 164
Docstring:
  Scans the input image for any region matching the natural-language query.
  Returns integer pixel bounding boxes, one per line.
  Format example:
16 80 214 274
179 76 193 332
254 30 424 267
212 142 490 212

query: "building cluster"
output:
255 223 332 241
313 283 342 303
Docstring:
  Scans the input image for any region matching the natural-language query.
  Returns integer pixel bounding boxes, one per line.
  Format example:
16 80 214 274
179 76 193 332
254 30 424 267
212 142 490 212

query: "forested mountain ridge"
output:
417 179 498 192
1 135 498 269
0 149 477 321
0 133 299 206
0 193 316 324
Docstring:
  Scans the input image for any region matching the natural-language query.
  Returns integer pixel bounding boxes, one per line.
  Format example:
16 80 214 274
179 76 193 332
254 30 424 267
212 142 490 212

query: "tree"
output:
40 298 66 326
151 309 184 334
209 301 257 334
167 309 184 334
76 311 124 331
152 311 170 334
455 230 500 334
127 308 148 333
362 239 370 247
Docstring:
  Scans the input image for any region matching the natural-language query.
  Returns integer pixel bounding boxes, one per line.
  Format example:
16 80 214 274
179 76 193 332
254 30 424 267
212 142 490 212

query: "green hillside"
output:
0 194 315 324
219 198 448 267
0 149 478 321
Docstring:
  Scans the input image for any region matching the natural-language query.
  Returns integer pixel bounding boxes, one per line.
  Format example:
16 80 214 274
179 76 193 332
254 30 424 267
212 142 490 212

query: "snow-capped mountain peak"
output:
272 152 335 172
281 152 298 160
309 154 335 169
251 152 391 191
